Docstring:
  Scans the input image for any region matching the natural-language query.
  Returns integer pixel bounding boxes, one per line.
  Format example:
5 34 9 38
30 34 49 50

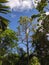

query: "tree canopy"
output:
0 0 49 65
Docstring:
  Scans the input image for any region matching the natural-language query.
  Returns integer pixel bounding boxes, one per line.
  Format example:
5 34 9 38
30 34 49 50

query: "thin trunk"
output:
26 34 29 65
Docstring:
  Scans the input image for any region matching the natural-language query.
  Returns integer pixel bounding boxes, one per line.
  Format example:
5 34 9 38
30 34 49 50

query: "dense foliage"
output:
0 0 49 65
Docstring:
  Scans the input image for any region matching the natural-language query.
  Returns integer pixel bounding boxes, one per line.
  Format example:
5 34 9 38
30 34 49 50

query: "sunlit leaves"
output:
0 29 18 56
30 56 40 65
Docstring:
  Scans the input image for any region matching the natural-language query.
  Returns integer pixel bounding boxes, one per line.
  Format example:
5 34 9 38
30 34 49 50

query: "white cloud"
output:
6 0 41 11
45 12 49 15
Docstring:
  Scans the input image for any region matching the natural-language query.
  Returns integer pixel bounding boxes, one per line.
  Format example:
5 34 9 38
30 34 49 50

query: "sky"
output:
4 0 41 31
6 0 41 11
2 9 38 31
1 0 49 31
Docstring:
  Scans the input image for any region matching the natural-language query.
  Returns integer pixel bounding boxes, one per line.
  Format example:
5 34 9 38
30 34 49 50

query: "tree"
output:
31 0 49 65
0 0 10 31
30 56 40 65
0 29 18 55
17 16 33 65
0 0 18 63
32 15 49 65
0 16 9 31
0 29 18 65
2 53 19 65
0 0 10 14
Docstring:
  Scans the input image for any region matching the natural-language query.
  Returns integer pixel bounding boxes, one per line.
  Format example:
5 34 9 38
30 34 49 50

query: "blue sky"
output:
4 0 41 31
1 0 49 31
0 0 42 31
1 8 38 31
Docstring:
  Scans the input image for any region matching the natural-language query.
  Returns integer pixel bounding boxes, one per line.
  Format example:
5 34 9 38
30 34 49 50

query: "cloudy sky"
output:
7 0 41 11
1 0 41 31
0 0 44 33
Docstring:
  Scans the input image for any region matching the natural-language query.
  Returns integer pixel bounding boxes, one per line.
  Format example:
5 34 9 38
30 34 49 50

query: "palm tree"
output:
0 16 9 31
0 0 10 14
0 0 10 31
